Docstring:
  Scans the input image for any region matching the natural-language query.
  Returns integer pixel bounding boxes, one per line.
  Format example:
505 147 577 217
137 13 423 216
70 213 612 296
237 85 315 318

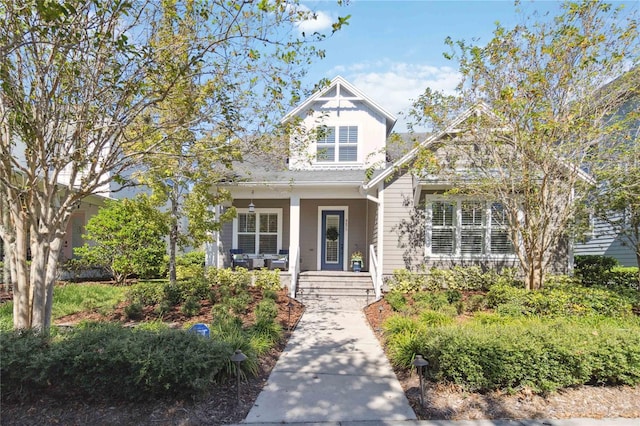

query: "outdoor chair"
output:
230 249 249 270
269 249 288 271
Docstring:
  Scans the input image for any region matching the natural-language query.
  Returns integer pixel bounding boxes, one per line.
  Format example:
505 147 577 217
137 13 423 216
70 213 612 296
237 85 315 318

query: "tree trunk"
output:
43 237 62 331
168 182 179 285
12 207 31 329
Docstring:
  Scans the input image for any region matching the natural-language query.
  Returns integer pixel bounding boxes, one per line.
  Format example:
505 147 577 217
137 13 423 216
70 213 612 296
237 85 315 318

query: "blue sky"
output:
292 0 630 131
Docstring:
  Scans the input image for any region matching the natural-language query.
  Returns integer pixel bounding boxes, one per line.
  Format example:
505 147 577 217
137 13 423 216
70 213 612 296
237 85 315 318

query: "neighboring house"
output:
574 70 639 268
205 76 572 297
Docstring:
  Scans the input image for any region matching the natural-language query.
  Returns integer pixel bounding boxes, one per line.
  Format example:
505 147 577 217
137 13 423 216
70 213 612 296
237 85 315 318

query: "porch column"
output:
289 194 301 298
376 182 385 299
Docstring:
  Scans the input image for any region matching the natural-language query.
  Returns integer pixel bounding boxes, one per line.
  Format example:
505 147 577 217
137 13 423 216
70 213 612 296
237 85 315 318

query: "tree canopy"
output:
0 0 349 330
409 0 639 290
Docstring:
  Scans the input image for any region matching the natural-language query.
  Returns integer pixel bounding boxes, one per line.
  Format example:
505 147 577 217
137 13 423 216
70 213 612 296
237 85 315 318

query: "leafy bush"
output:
1 324 240 402
124 302 144 320
175 251 205 280
575 255 619 286
254 298 278 325
387 269 427 293
126 281 165 306
0 330 51 401
413 291 450 312
385 290 408 312
466 294 488 312
74 196 168 284
180 296 201 317
254 269 281 291
419 310 454 327
384 316 640 393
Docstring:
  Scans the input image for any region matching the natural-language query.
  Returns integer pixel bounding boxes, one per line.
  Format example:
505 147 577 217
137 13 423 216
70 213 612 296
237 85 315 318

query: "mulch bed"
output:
2 287 639 424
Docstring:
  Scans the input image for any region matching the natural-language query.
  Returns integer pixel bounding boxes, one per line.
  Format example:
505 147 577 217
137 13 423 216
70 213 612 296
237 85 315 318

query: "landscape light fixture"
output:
248 190 255 213
287 300 294 331
231 349 247 405
412 354 429 408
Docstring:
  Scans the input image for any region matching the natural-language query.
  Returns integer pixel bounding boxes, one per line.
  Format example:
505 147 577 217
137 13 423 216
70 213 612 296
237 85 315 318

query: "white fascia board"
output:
281 76 397 132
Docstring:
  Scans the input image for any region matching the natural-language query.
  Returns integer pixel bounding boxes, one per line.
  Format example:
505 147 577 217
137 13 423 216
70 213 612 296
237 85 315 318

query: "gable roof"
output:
362 102 593 192
281 75 397 136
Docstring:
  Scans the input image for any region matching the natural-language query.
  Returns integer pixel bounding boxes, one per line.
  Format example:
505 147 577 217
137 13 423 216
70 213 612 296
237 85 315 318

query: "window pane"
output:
491 203 508 226
339 126 357 143
432 202 454 226
491 229 513 254
238 234 255 254
317 146 335 162
318 126 335 143
260 213 278 233
238 213 256 232
259 235 277 254
461 229 484 254
461 202 483 226
339 146 357 161
432 229 454 254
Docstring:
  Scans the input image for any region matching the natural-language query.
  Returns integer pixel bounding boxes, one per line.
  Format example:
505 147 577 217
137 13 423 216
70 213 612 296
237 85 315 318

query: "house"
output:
573 70 640 268
205 76 572 298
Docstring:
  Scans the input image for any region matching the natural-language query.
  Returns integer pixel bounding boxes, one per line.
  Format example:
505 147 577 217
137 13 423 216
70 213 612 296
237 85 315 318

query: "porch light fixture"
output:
248 190 255 213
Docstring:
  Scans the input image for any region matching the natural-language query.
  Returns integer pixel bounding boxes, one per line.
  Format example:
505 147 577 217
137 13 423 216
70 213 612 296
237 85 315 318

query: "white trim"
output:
377 182 385 277
316 205 349 271
281 76 396 134
232 208 283 254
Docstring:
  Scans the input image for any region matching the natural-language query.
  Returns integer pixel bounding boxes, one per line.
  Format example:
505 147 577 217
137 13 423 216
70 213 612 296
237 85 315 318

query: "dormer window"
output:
317 126 358 163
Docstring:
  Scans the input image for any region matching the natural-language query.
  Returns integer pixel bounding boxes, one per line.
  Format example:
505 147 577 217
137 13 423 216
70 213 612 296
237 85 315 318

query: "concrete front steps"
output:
295 271 376 308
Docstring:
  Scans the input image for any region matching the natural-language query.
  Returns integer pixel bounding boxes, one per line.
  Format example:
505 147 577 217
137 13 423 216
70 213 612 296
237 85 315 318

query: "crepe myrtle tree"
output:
408 0 638 290
0 0 350 331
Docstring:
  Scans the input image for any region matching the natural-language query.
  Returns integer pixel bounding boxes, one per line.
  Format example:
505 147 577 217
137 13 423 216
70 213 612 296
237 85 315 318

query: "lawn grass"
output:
0 282 127 331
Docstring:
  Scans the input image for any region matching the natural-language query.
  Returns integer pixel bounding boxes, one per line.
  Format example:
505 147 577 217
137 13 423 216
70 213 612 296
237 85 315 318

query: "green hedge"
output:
575 255 639 290
487 283 634 317
387 266 520 293
0 324 244 402
384 316 640 393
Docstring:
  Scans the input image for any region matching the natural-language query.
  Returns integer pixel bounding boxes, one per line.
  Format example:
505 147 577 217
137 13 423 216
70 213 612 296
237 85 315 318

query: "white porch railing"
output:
369 244 382 300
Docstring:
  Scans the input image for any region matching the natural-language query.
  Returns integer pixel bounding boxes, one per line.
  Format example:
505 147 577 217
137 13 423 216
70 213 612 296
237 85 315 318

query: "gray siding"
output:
382 173 425 274
574 219 638 267
299 199 369 271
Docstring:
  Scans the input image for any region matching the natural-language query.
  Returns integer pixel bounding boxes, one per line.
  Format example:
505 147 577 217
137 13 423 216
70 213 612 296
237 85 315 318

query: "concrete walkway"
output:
242 297 416 424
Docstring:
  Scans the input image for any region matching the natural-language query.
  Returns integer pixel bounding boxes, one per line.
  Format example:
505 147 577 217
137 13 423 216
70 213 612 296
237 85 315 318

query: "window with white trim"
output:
426 199 514 256
234 209 282 255
316 125 358 163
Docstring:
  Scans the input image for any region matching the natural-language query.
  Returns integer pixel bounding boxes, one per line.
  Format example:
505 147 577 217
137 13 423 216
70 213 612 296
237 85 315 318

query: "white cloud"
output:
293 4 335 34
328 61 461 132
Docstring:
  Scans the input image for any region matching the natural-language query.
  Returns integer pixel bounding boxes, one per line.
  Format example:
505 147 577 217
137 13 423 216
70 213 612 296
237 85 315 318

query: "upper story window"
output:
317 126 358 163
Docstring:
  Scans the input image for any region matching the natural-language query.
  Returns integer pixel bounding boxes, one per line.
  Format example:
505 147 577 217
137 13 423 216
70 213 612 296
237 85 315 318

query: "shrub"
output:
255 298 278 324
466 294 488 312
175 251 205 280
180 296 201 317
384 317 640 393
486 283 528 308
385 290 408 312
124 302 144 320
0 330 51 401
254 269 281 291
575 255 618 286
413 291 450 312
419 310 454 327
387 269 426 293
126 281 164 306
